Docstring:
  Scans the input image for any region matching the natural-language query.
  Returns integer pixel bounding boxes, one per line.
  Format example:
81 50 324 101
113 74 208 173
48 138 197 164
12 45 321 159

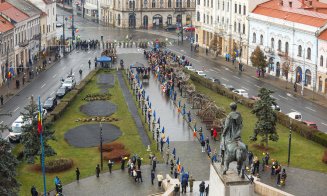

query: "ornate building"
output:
106 0 195 28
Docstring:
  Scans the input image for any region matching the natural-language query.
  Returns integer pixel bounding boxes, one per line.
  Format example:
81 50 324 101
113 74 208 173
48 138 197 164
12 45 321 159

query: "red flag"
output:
37 111 42 134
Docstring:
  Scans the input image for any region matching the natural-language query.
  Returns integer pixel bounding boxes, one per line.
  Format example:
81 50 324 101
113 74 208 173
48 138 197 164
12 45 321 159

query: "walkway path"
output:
117 70 150 146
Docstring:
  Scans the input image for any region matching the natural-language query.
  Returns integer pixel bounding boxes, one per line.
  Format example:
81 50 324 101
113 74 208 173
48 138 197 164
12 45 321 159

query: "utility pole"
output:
62 16 66 56
72 14 75 49
180 0 184 43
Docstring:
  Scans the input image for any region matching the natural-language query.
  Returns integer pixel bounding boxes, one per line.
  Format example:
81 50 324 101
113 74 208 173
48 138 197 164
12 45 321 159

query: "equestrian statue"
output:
221 102 247 177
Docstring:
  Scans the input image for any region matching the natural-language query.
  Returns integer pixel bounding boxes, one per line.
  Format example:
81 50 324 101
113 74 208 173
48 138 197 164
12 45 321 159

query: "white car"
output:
196 70 207 78
9 116 31 143
287 112 302 121
185 66 195 72
232 89 249 98
62 77 76 90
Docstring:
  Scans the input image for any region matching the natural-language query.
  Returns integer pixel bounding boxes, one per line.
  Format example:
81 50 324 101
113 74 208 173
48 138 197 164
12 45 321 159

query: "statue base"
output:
209 162 254 196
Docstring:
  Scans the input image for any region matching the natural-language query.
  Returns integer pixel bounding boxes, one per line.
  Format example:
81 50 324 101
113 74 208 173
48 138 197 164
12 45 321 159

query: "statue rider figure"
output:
221 102 246 176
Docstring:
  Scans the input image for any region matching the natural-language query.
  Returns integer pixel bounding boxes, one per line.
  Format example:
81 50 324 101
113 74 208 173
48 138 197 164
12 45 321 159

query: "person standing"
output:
205 136 210 150
137 157 142 169
166 147 170 164
96 164 100 178
108 160 113 173
213 128 218 141
121 157 126 170
199 181 205 196
54 176 60 193
152 156 157 171
170 159 174 174
157 173 163 187
136 169 143 182
201 140 205 153
31 185 38 196
0 95 3 105
181 178 188 194
88 59 91 69
76 168 80 181
151 170 155 185
248 151 253 166
189 175 195 192
205 184 209 196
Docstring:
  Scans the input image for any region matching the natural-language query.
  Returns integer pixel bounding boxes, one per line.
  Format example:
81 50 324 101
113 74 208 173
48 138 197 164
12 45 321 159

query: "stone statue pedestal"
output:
209 163 254 196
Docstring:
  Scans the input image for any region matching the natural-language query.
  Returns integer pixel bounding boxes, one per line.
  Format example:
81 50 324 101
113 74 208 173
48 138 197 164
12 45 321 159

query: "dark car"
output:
165 25 177 31
56 86 68 98
43 97 58 111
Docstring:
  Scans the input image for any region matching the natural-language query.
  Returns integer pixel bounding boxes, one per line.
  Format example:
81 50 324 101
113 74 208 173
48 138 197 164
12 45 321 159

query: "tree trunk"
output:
266 131 268 148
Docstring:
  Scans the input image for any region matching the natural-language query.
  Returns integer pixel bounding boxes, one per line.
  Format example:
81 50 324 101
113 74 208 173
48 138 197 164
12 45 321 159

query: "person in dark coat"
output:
121 157 126 170
108 160 113 173
31 186 38 196
181 178 188 193
136 169 143 182
205 184 209 196
151 170 155 185
137 157 142 169
170 159 174 174
76 167 80 181
96 164 100 177
0 95 3 105
152 156 157 171
199 181 205 196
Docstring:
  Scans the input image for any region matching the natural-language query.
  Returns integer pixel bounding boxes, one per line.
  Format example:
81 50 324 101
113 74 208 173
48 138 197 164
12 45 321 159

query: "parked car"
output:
196 70 207 78
222 84 235 91
232 89 249 98
302 121 318 129
287 112 302 121
184 26 195 32
209 78 221 85
61 77 76 90
271 103 281 112
56 86 68 98
185 66 195 72
165 25 177 31
9 115 31 143
43 97 58 111
56 23 63 27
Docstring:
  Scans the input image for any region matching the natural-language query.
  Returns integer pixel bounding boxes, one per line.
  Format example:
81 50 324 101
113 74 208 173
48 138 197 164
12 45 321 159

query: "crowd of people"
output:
76 39 100 50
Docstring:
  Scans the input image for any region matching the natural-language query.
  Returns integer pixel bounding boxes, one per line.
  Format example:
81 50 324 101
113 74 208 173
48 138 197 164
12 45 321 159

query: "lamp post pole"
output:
287 119 292 166
100 122 103 170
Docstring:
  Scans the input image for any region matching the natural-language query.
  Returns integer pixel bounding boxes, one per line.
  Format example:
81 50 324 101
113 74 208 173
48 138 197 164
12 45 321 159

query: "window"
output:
227 1 229 11
176 0 179 7
278 40 282 51
197 11 200 21
239 4 241 14
152 0 156 8
307 47 311 60
298 45 302 56
260 34 263 45
160 0 163 7
235 3 237 13
285 42 289 54
253 33 256 43
320 55 324 67
222 1 224 10
144 0 148 7
203 14 205 23
204 0 206 6
207 15 209 24
211 16 213 24
197 0 200 5
242 24 245 34
238 23 240 32
168 0 172 7
218 0 220 9
271 38 274 49
243 5 246 15
187 0 190 7
129 1 133 9
234 21 236 32
118 14 121 26
211 0 213 8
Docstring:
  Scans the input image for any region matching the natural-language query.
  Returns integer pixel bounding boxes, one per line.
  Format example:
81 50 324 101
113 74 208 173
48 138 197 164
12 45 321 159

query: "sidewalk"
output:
0 53 56 106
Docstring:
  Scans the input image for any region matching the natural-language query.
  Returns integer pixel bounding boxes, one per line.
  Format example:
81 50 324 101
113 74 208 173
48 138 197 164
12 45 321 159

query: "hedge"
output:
61 89 79 104
51 101 69 121
33 158 74 173
186 70 327 147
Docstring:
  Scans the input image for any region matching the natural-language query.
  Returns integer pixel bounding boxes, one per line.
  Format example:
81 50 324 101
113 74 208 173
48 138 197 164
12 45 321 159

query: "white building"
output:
317 29 327 94
29 0 57 50
248 0 327 92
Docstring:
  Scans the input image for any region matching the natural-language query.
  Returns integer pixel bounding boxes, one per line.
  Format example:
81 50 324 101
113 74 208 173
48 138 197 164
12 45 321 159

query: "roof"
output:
252 0 327 27
0 15 14 32
318 29 327 40
6 0 42 17
0 2 29 22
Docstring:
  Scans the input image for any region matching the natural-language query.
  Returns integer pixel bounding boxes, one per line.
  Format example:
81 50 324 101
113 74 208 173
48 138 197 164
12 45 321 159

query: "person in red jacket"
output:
213 128 218 141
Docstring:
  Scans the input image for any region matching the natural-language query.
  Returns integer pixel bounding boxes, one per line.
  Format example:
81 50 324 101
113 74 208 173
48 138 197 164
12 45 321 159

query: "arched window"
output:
298 45 302 56
252 32 256 43
207 15 209 24
117 14 121 26
197 0 200 5
242 24 245 34
320 55 324 67
285 42 289 54
307 47 311 60
144 0 148 7
187 0 191 7
168 0 172 8
234 21 236 32
238 23 240 33
152 0 156 8
197 11 200 21
211 16 213 24
278 40 282 51
203 14 205 23
271 38 274 49
260 34 263 45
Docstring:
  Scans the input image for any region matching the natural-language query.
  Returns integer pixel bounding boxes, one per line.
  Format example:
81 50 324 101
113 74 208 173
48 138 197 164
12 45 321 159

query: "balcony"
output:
278 51 288 57
18 40 29 48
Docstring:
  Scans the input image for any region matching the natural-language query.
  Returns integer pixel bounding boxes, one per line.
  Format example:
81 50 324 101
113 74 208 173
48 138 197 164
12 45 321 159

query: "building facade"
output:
0 15 14 86
248 0 327 92
317 30 327 94
107 0 195 29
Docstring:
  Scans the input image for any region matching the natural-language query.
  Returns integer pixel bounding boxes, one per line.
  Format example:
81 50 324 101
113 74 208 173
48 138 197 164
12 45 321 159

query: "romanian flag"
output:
37 97 43 134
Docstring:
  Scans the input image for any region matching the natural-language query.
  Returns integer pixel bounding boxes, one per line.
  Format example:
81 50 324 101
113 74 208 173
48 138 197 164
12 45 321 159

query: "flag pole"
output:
38 96 47 195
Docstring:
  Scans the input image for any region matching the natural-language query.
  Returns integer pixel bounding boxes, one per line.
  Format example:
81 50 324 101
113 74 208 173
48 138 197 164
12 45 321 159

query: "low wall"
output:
254 180 293 196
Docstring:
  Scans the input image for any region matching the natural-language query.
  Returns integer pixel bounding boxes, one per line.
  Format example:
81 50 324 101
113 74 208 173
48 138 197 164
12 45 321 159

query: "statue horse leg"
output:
223 157 229 175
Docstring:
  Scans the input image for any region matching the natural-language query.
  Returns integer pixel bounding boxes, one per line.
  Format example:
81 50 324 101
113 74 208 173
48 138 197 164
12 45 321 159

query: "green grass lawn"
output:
17 70 159 195
193 81 327 173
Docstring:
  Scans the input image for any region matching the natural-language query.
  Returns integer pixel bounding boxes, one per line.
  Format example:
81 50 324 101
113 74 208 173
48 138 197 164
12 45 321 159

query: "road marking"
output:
233 76 241 79
221 77 229 82
209 69 215 72
286 93 297 100
290 109 298 112
271 96 279 101
13 107 19 112
0 121 3 124
50 91 55 96
213 68 221 72
41 83 46 88
241 86 249 90
52 74 57 78
244 79 251 83
305 107 316 112
254 84 261 88
167 48 200 62
87 51 91 53
278 95 288 100
321 122 327 127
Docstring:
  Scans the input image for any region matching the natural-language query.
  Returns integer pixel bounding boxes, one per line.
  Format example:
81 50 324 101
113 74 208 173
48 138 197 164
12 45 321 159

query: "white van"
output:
287 112 302 121
9 115 30 143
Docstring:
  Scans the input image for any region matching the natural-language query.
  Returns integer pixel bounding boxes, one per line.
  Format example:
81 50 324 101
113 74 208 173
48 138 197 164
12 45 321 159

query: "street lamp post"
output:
287 119 292 166
100 122 103 170
301 48 306 96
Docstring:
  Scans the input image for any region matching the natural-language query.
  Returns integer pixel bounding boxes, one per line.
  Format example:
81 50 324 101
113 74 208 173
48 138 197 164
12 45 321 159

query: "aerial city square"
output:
0 0 327 195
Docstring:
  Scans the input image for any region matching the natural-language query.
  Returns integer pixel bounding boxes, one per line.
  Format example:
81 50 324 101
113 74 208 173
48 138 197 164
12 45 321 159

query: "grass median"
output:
17 70 158 195
193 81 327 173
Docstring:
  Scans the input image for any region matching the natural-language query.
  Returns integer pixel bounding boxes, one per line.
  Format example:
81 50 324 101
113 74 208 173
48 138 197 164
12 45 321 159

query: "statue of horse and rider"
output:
221 102 247 177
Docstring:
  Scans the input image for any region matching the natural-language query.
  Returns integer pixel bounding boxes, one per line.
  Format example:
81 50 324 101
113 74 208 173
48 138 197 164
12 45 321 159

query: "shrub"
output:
33 158 74 173
51 102 69 120
75 81 87 92
98 142 125 152
323 150 327 164
61 89 79 104
103 149 130 162
312 132 327 148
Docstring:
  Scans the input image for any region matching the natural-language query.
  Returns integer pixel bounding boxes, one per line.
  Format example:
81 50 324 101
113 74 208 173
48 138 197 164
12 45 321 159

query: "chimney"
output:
289 1 293 7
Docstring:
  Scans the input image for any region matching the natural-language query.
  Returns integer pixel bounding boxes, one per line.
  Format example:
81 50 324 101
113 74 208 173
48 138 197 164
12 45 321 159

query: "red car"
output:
184 26 195 32
302 121 318 129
